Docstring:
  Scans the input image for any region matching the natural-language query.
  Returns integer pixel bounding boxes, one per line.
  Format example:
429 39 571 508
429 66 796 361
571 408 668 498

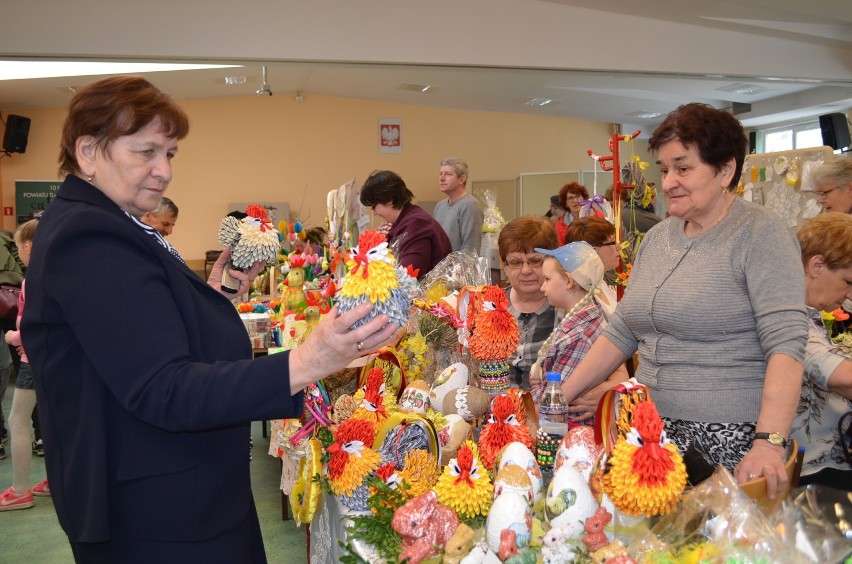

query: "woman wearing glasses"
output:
811 157 852 214
554 182 590 244
790 212 852 490
497 216 560 391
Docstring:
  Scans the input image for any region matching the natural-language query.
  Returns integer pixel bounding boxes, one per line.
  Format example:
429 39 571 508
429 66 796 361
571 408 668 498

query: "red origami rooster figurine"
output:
327 418 381 511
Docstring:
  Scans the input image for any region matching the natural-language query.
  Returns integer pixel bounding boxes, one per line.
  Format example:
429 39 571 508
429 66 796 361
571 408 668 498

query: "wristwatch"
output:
753 432 788 448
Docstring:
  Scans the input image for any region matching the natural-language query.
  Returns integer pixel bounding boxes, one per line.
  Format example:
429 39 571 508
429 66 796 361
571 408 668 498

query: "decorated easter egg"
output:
485 491 532 553
443 386 490 422
554 426 603 482
493 464 534 505
430 363 468 409
545 465 598 532
398 380 431 414
496 442 544 504
437 414 472 466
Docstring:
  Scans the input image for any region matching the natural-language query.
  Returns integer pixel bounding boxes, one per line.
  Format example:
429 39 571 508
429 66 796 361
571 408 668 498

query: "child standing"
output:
0 219 48 511
531 241 626 428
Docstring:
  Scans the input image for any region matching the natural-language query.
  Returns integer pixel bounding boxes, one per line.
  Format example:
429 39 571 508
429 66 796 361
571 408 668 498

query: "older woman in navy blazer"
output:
21 76 398 563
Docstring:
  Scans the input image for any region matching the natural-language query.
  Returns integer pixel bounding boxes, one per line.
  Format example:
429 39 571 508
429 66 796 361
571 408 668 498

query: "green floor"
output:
0 371 308 563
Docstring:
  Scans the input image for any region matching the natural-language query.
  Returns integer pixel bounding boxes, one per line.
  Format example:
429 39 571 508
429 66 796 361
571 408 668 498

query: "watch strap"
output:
753 432 788 448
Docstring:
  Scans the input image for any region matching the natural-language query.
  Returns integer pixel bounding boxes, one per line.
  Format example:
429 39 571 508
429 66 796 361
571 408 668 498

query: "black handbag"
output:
0 285 21 319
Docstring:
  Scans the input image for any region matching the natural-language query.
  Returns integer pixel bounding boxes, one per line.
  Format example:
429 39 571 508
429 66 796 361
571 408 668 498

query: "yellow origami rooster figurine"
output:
336 230 416 329
603 399 687 516
433 440 493 519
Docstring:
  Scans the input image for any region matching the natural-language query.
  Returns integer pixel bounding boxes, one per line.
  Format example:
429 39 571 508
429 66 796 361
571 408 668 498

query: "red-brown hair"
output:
498 215 558 260
559 182 589 208
563 216 615 247
59 76 189 176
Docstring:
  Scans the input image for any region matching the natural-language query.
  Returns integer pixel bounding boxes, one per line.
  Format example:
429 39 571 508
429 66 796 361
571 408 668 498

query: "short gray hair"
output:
810 156 852 188
154 196 179 217
440 157 468 184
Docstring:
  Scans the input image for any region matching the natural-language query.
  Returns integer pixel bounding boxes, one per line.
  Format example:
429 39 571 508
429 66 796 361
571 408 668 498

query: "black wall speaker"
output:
748 131 757 153
819 112 850 150
2 115 31 154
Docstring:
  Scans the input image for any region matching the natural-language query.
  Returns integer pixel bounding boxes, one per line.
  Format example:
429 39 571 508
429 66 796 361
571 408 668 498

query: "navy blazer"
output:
22 175 303 543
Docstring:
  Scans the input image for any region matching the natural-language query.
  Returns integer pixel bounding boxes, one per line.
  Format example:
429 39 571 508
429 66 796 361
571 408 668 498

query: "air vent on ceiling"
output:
398 83 434 93
716 83 768 96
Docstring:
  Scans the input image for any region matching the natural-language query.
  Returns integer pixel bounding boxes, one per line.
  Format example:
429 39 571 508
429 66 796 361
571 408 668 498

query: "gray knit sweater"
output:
604 198 808 423
433 193 484 253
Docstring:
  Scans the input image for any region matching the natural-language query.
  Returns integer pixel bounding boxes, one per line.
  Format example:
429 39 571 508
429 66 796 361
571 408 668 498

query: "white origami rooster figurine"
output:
217 204 281 294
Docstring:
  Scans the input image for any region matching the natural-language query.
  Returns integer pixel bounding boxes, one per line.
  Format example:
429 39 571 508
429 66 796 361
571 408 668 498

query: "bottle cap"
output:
546 372 561 382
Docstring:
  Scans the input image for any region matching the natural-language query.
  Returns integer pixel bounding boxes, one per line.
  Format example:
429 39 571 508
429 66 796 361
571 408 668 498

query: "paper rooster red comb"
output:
245 204 269 219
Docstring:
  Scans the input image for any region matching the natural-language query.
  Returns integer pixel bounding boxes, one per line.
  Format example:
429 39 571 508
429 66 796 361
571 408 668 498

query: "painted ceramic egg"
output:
553 426 602 482
493 464 533 505
438 414 472 466
398 380 431 414
496 442 543 504
431 362 468 409
485 491 532 553
545 465 597 532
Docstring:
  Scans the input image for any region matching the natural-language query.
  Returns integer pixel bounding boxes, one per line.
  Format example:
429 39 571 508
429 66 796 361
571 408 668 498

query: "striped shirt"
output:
125 212 185 265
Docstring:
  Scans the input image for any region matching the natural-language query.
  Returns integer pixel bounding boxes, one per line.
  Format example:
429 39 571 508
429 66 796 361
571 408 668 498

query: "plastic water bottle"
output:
539 372 569 438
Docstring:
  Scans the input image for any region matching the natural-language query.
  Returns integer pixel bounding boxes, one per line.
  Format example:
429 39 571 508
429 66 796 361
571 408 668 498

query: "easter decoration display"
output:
217 204 281 294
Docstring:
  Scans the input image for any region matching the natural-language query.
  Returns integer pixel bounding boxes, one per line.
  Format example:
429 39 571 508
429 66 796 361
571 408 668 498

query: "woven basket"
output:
737 439 799 515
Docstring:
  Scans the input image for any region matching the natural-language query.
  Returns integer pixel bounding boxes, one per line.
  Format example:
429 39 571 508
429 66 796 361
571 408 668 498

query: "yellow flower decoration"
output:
399 449 440 497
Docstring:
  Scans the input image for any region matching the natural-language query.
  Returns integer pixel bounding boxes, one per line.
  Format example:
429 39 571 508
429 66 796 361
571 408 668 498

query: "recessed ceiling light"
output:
524 97 553 107
398 83 435 93
717 83 768 96
224 76 247 85
626 111 662 119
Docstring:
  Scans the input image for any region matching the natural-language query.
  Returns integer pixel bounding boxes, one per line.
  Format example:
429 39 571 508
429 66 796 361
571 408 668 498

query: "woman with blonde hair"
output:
810 156 852 214
791 212 852 489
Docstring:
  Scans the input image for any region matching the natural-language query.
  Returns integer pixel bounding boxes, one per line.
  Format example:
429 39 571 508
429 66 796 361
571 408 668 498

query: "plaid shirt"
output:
542 301 606 383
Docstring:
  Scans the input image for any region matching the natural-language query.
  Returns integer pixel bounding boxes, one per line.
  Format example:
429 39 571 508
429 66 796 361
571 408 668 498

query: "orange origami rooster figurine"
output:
468 285 520 397
478 395 534 470
603 400 687 516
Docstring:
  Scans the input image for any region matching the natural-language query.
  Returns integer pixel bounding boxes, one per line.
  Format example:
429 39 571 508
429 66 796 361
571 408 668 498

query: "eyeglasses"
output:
815 186 838 200
505 257 545 270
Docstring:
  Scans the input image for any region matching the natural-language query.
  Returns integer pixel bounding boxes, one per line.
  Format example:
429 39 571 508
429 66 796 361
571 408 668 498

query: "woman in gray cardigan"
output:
561 103 808 501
